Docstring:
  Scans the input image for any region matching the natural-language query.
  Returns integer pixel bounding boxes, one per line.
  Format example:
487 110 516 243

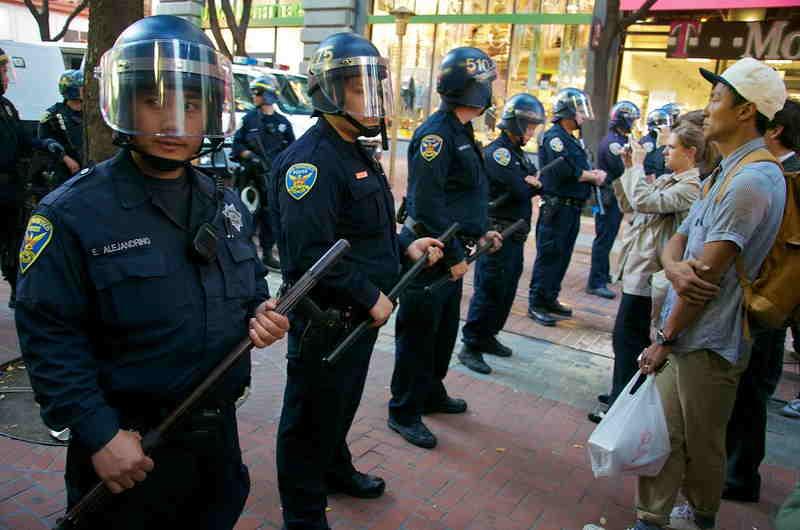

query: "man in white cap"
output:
628 57 787 530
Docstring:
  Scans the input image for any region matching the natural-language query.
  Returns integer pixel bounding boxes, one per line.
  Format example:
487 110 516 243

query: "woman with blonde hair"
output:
590 124 705 422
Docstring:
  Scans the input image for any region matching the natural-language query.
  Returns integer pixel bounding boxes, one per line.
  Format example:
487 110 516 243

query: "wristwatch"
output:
655 328 676 346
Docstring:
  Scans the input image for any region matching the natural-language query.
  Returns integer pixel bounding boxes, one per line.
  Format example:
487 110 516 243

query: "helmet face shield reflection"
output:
570 92 595 121
97 39 236 138
311 56 394 120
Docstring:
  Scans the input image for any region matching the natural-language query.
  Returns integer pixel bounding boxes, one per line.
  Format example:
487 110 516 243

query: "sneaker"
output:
669 503 715 530
781 398 800 419
49 428 70 442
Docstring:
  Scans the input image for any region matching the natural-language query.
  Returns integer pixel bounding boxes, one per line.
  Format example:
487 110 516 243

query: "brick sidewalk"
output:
0 178 797 528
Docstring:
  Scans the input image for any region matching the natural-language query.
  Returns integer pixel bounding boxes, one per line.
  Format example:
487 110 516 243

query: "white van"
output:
0 40 65 123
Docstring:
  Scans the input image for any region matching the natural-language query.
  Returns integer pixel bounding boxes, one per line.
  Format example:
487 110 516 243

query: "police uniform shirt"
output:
403 110 489 266
273 117 399 311
232 109 295 162
597 129 628 183
538 122 592 201
15 150 269 454
38 102 84 166
640 131 667 178
484 133 540 226
0 96 47 172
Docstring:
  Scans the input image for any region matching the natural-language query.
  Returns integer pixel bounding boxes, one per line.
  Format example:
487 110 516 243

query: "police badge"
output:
493 147 511 167
420 134 443 162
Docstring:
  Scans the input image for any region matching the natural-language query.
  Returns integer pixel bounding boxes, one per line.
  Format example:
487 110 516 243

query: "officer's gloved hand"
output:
44 139 65 157
91 429 155 494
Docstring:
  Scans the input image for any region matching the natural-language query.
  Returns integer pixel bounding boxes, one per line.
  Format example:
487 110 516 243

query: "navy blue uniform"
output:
462 133 539 345
15 150 267 529
272 118 399 529
640 131 667 178
389 109 488 425
528 122 591 308
0 96 53 300
232 109 295 259
588 128 627 290
38 101 84 185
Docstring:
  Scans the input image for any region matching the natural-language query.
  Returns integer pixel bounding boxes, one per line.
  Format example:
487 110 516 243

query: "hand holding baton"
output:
424 218 527 295
488 156 565 210
54 239 351 530
323 223 461 366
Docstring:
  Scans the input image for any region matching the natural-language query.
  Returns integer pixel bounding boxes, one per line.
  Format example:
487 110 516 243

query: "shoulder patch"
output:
285 163 318 200
643 141 655 153
39 111 51 124
492 147 511 166
609 142 624 156
549 137 564 153
19 215 54 274
420 134 444 162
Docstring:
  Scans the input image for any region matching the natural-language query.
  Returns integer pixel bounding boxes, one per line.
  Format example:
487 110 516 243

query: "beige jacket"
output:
613 165 702 297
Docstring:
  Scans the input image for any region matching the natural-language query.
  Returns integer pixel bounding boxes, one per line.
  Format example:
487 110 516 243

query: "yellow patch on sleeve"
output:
19 215 54 274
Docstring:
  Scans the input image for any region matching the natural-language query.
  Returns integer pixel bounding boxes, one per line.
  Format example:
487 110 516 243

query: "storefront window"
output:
372 23 437 139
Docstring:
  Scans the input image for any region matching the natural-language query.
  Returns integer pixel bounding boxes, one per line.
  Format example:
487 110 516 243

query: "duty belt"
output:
542 195 584 209
403 215 477 248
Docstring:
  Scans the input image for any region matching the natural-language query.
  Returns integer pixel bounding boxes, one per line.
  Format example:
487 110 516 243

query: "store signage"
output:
667 20 800 60
201 2 304 28
622 0 798 10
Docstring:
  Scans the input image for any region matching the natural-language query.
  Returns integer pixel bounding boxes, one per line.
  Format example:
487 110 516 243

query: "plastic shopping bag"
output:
587 371 670 478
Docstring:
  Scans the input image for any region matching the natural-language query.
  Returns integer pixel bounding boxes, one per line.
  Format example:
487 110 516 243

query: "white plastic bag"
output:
587 371 670 478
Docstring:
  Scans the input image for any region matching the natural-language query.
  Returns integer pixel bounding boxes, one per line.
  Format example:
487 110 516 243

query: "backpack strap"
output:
718 148 782 341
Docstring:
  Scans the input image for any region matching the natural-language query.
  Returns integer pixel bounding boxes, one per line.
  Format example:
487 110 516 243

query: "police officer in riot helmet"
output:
587 100 640 300
0 47 66 309
388 46 503 449
527 87 606 326
15 16 289 529
272 32 443 530
459 93 545 374
661 102 681 125
38 69 85 186
232 74 294 270
641 107 672 178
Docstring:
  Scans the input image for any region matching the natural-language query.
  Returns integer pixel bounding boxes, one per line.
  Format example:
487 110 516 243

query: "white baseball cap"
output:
700 57 787 120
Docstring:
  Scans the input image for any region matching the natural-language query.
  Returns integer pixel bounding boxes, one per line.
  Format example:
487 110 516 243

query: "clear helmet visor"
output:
97 39 236 138
562 92 595 121
314 56 394 120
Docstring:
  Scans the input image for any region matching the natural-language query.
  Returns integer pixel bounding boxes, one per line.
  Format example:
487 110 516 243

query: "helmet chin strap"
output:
114 133 223 172
341 112 382 142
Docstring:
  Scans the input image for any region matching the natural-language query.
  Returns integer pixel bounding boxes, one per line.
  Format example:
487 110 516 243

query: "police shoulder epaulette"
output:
39 166 95 207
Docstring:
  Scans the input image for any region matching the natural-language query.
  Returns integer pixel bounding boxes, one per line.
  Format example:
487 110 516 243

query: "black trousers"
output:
64 404 249 530
610 293 652 403
277 316 379 530
0 202 22 290
390 266 462 425
725 326 786 496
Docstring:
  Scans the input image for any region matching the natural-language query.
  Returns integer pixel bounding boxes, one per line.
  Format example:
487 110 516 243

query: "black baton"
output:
323 223 461 366
488 156 565 210
424 218 527 294
53 239 351 530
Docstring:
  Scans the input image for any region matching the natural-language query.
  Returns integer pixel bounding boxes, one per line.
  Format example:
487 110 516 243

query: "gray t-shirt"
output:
660 138 786 364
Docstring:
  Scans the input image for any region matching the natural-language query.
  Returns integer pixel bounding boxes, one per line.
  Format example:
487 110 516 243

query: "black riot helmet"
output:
551 87 595 124
609 100 641 133
497 93 545 145
436 47 497 111
307 32 394 145
646 108 673 134
661 102 681 124
96 15 236 169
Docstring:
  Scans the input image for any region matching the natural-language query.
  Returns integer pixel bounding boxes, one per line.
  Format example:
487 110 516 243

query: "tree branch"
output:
221 0 240 35
619 0 659 31
23 0 49 41
207 0 233 59
51 0 89 42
